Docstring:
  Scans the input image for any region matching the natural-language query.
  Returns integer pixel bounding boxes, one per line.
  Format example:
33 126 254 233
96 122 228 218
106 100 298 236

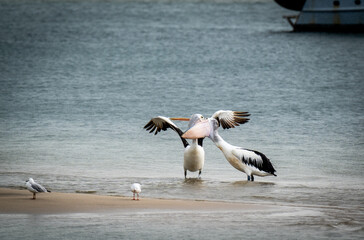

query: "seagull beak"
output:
182 119 211 139
170 117 190 121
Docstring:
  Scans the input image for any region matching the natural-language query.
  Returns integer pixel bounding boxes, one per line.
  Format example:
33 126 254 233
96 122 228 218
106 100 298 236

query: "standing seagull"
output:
131 183 141 200
182 116 276 181
144 111 249 178
25 178 50 199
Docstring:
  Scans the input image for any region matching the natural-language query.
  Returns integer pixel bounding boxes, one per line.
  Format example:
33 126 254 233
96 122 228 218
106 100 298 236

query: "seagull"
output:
182 115 276 181
131 183 141 200
25 178 50 199
144 111 249 179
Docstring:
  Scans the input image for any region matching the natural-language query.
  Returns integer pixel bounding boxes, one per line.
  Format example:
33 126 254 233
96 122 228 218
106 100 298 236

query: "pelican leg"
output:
247 175 250 181
251 175 254 182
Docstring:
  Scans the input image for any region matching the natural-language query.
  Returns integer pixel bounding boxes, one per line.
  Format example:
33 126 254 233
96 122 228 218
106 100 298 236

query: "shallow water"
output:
1 205 363 240
0 0 363 239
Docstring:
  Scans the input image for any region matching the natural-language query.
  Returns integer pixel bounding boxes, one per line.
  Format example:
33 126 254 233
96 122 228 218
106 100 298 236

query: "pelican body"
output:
183 118 276 181
25 178 50 199
183 138 205 177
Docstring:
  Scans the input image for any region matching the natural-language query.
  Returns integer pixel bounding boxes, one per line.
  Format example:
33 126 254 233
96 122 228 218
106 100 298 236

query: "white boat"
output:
275 0 364 32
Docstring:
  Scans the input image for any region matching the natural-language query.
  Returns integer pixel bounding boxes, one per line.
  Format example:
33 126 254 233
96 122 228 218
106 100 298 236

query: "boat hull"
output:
274 0 306 11
276 0 364 32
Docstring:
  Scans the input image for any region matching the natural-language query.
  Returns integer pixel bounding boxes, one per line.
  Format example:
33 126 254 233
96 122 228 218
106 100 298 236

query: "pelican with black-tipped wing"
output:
182 115 276 181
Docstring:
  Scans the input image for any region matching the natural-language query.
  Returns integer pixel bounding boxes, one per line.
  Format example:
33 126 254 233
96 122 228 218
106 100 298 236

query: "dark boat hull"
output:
275 0 364 32
274 0 306 11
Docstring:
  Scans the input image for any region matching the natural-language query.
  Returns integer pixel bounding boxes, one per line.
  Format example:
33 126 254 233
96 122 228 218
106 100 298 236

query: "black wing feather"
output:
144 118 189 148
241 149 276 175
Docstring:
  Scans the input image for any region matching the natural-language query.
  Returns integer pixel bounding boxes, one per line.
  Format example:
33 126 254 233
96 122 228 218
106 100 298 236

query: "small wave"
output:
75 190 97 194
331 220 364 232
251 195 276 201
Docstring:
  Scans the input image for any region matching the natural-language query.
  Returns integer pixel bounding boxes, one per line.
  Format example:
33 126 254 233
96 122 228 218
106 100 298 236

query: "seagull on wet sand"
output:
131 183 141 200
25 178 51 199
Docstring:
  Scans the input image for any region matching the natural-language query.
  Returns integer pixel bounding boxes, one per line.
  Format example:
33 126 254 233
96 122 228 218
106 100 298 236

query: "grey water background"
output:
0 0 363 239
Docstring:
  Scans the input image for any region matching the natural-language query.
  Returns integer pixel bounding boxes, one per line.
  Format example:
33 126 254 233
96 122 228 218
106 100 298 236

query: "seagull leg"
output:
198 170 202 179
137 193 139 201
133 193 135 200
251 175 254 182
32 193 36 200
247 175 250 181
184 170 187 179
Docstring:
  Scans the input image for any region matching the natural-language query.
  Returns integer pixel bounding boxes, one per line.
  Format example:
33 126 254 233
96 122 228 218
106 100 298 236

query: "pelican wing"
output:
211 110 250 129
144 116 183 135
232 148 276 175
144 116 191 148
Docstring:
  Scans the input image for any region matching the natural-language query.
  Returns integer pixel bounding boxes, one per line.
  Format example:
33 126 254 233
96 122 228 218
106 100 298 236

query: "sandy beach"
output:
0 188 268 214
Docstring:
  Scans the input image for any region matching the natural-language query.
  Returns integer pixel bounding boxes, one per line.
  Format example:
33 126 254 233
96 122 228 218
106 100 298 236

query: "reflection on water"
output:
230 180 276 186
183 178 204 184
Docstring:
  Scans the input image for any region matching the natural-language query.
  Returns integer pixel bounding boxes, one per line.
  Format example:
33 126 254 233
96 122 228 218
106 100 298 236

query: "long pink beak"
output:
182 120 211 139
170 117 190 121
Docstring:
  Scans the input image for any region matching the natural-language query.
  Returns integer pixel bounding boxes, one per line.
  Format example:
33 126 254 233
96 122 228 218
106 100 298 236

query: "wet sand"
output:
0 188 268 214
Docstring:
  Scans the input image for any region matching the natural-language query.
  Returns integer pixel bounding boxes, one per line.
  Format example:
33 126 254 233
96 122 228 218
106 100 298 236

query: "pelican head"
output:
182 118 219 139
188 114 205 129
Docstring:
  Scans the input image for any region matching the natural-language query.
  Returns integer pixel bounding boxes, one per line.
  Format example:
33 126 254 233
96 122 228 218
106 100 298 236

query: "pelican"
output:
182 116 276 181
25 178 51 199
131 183 141 200
144 114 205 178
144 111 250 179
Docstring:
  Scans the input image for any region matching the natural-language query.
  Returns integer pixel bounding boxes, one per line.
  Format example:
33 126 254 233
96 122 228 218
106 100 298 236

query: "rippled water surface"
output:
0 0 363 239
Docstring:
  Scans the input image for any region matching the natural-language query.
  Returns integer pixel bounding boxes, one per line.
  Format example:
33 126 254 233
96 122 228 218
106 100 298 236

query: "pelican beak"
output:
182 119 211 139
170 117 190 121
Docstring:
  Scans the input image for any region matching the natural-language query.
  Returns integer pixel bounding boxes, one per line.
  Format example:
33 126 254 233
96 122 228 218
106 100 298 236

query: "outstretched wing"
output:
211 110 250 129
232 148 276 175
144 116 189 148
144 116 183 135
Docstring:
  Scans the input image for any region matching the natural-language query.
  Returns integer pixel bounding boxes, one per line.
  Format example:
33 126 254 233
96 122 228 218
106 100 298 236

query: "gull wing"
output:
31 182 48 193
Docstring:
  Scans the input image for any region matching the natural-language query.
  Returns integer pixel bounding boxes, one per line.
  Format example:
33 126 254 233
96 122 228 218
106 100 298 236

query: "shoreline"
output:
0 188 269 214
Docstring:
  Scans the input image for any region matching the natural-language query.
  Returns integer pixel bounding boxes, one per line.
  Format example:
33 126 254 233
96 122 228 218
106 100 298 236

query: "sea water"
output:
0 0 363 239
